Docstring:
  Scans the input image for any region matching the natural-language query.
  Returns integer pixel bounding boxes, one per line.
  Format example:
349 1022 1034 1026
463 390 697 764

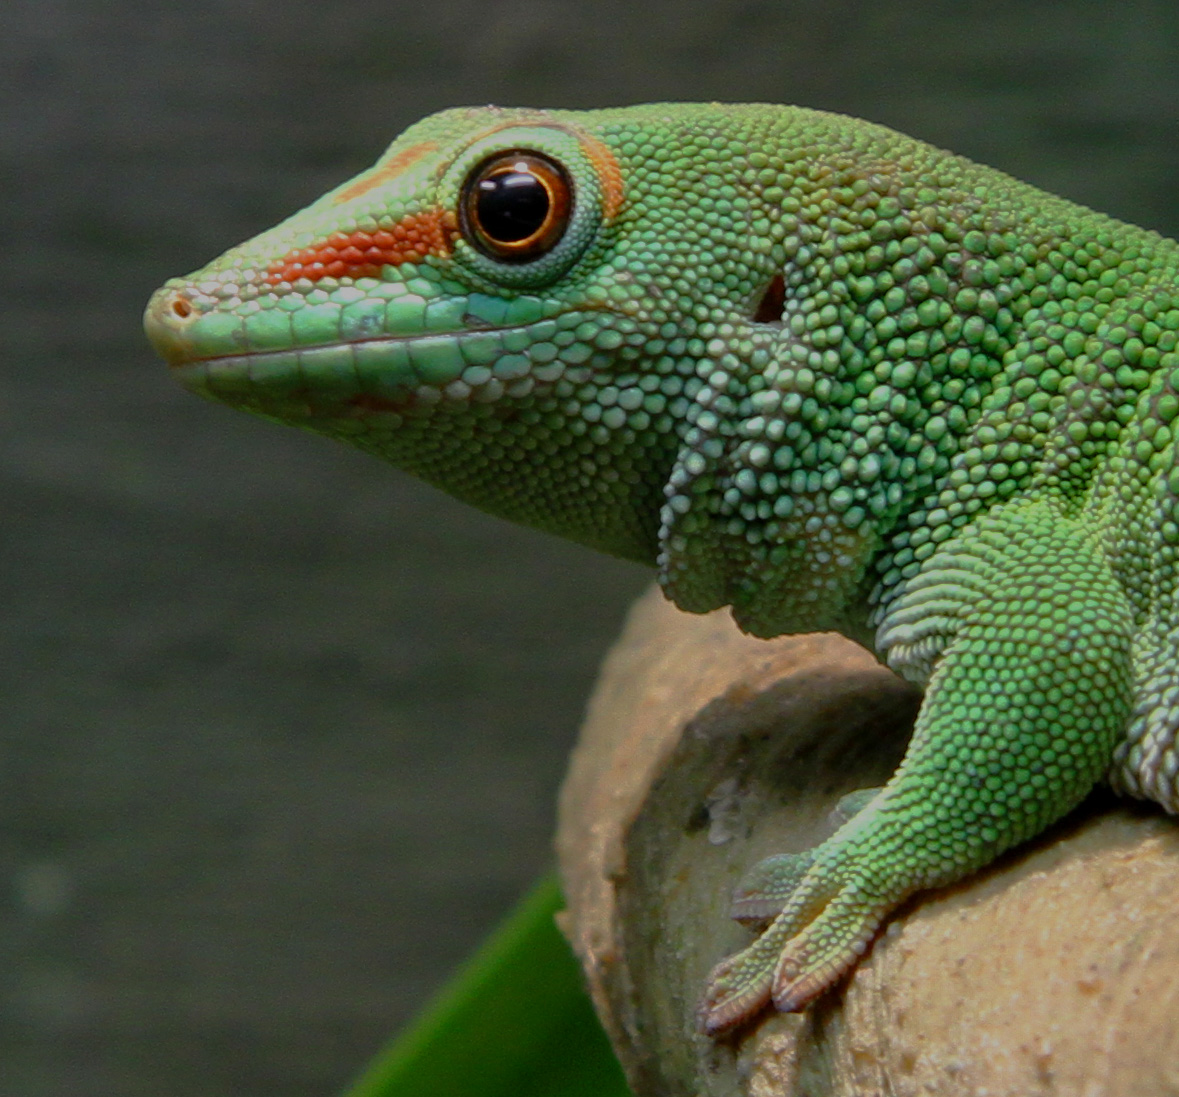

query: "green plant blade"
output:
341 873 634 1097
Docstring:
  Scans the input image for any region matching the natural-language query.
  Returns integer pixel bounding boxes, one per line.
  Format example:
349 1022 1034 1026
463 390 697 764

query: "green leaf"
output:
341 873 634 1097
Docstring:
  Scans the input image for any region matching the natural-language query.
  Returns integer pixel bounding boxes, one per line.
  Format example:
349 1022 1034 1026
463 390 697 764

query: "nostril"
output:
144 286 199 363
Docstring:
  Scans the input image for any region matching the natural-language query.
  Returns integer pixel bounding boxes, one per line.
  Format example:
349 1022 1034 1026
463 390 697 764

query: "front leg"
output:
698 499 1135 1034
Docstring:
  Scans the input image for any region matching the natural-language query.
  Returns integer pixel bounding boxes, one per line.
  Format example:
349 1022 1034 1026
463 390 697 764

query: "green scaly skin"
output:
145 103 1179 1035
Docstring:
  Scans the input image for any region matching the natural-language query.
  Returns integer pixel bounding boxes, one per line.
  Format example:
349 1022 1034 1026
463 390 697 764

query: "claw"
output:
771 948 857 1013
696 910 804 1034
696 953 774 1035
729 850 813 926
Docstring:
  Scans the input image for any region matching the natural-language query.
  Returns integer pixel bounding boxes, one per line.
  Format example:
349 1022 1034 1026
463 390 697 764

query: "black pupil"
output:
476 168 550 243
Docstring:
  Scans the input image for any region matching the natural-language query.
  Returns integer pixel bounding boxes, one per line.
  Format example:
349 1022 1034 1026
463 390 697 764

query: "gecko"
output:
144 103 1179 1035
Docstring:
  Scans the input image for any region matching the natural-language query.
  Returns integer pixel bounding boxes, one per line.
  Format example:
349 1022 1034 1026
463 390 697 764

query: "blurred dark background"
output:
3 2 1178 1094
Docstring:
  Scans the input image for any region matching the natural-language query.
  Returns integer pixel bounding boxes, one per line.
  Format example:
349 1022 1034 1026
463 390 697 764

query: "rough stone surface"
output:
557 586 1179 1096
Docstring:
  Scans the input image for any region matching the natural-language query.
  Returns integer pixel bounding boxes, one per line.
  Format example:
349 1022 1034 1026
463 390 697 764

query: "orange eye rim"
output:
459 151 573 262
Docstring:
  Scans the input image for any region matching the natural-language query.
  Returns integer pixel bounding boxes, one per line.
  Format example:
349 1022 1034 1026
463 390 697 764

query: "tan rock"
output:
556 585 1179 1097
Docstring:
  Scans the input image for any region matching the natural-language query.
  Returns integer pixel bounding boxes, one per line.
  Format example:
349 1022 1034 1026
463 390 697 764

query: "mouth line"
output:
166 326 503 369
168 321 585 415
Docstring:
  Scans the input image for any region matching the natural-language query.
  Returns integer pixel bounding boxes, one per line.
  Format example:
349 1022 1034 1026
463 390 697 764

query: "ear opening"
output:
751 272 785 324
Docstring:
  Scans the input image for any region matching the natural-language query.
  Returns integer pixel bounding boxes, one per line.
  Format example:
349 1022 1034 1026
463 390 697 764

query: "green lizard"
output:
145 103 1179 1035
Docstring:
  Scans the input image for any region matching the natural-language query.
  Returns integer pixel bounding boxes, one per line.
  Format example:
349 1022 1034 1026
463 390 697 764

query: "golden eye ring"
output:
460 151 573 262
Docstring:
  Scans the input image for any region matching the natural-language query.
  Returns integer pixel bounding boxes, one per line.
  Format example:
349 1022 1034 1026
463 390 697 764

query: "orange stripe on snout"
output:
333 141 438 204
263 208 458 286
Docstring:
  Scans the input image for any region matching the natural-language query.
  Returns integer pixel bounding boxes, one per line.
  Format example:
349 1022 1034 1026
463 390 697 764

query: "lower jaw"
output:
170 341 422 419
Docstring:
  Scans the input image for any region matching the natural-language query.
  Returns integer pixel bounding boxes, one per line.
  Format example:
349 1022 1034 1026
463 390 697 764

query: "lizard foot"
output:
698 846 888 1034
727 787 880 927
726 787 886 924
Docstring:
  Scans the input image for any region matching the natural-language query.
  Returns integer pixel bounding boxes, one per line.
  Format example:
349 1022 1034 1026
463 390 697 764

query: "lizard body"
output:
145 103 1179 1033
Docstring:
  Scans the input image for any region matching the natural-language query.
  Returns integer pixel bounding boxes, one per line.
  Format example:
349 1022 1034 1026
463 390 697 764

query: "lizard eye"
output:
460 151 572 262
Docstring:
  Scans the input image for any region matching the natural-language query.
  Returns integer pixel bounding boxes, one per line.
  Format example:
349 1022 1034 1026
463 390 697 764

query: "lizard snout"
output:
143 285 201 365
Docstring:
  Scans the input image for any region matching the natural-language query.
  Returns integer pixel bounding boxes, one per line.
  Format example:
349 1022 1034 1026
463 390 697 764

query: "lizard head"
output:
145 104 788 567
